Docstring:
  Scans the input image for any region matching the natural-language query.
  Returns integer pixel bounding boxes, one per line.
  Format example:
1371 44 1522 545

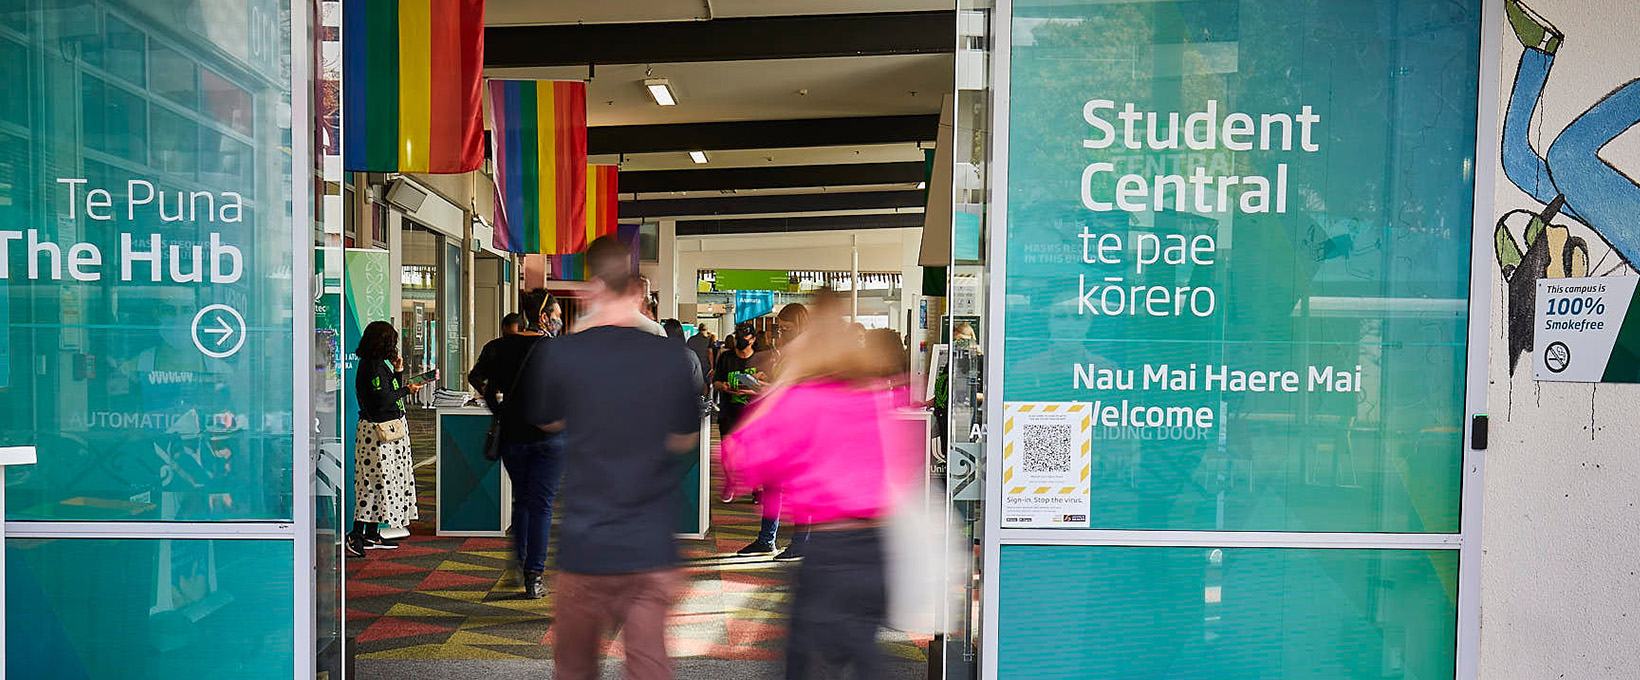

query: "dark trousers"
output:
786 527 888 680
501 436 564 574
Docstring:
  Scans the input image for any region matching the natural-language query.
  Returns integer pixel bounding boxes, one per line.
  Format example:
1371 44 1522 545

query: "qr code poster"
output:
1001 402 1092 528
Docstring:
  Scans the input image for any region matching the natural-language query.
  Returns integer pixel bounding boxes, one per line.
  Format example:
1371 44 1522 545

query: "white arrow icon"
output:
191 304 247 359
203 317 235 346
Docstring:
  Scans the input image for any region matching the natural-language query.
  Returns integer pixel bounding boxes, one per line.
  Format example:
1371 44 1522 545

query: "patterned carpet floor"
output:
345 413 932 668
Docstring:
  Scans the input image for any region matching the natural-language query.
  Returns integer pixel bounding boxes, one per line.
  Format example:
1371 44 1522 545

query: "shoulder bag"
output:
483 336 545 462
372 360 409 442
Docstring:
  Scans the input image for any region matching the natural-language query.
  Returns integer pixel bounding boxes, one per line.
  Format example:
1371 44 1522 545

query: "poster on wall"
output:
1533 276 1640 382
999 0 1481 534
1000 402 1091 528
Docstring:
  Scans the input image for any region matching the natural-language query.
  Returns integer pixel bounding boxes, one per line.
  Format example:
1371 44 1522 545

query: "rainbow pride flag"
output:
586 164 620 247
488 80 589 255
342 0 485 173
545 221 636 283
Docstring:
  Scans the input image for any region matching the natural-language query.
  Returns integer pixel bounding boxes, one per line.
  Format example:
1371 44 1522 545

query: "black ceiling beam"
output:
677 213 925 236
621 162 926 193
620 190 924 219
486 11 955 68
590 115 937 155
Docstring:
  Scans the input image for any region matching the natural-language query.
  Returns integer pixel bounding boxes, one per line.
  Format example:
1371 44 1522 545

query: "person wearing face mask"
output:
466 288 563 598
714 324 762 438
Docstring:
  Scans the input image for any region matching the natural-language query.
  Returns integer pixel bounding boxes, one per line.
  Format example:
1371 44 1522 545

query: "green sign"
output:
714 269 791 291
3 0 302 676
1000 0 1479 535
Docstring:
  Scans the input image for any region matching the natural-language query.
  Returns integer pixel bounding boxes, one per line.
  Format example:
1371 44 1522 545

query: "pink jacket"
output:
722 380 920 524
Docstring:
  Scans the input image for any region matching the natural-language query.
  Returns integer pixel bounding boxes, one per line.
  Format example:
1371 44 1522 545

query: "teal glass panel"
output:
2 0 295 521
0 37 25 128
149 42 199 110
998 545 1457 679
6 537 295 680
437 411 503 533
1002 0 1479 532
84 16 146 87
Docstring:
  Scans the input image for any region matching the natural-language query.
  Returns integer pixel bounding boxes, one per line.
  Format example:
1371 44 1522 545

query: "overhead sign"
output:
714 269 790 291
1534 277 1640 382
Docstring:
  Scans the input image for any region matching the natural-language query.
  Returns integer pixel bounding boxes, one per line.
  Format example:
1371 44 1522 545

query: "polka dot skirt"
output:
354 418 419 526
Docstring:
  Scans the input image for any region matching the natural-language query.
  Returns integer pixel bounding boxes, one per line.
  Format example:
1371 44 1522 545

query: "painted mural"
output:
1495 0 1640 375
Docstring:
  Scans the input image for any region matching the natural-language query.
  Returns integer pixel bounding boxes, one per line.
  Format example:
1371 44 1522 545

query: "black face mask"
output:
735 336 752 351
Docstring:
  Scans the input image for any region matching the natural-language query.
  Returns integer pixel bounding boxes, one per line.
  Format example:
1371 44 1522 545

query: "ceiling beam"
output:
677 213 926 236
486 11 955 68
620 190 925 219
620 162 926 193
591 115 937 155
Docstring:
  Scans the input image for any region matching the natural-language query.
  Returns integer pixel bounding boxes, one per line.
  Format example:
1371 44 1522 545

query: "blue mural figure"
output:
1495 0 1640 372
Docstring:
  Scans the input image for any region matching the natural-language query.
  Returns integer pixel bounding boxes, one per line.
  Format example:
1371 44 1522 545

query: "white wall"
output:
1482 2 1640 677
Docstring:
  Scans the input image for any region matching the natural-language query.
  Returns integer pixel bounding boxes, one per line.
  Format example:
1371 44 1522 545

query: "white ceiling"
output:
485 0 951 26
592 142 928 171
482 0 951 225
488 54 950 127
630 184 922 200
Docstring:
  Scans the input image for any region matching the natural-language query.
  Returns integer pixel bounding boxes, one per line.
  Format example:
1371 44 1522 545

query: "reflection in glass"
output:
82 75 148 164
3 0 295 521
85 15 147 87
150 41 200 110
151 106 198 178
5 538 296 679
0 38 27 128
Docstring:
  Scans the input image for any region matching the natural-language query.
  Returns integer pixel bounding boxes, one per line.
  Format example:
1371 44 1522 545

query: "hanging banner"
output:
487 79 589 255
342 0 486 173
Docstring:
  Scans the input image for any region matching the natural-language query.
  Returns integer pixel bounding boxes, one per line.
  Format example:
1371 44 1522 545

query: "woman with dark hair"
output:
349 320 430 556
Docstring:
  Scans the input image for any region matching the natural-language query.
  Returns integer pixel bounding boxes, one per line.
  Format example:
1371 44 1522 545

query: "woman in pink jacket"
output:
722 292 919 679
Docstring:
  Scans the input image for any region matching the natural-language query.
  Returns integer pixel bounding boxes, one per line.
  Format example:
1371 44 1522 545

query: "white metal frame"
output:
290 0 317 677
977 1 1499 678
434 407 513 538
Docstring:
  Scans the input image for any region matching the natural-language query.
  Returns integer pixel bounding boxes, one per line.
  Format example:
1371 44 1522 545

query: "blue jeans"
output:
1503 48 1640 263
501 436 564 574
756 490 810 548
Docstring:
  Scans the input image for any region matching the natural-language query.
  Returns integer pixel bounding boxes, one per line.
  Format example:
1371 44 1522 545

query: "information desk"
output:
435 408 509 536
434 408 713 538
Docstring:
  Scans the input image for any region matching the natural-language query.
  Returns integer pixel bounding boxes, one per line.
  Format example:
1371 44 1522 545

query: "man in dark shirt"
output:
523 236 701 680
467 289 561 599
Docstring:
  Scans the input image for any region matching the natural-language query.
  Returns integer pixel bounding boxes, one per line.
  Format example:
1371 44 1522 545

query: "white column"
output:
851 235 860 320
658 220 678 319
0 446 38 674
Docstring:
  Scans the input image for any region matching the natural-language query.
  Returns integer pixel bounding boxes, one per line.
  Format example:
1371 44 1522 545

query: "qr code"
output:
1021 424 1074 473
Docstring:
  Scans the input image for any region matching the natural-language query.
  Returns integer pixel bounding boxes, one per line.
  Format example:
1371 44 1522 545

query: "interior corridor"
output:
343 412 932 678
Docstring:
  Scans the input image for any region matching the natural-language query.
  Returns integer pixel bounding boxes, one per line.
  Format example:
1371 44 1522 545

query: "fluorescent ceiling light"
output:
689 151 708 164
645 78 677 106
